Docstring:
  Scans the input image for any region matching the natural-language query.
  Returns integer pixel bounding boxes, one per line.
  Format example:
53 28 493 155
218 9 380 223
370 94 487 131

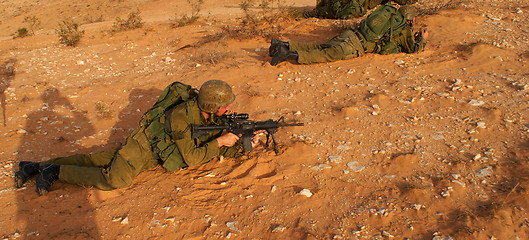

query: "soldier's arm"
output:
398 28 426 53
170 108 221 167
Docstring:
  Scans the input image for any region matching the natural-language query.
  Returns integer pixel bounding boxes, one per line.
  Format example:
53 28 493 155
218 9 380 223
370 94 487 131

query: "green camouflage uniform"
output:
290 6 426 64
44 98 241 190
308 0 418 19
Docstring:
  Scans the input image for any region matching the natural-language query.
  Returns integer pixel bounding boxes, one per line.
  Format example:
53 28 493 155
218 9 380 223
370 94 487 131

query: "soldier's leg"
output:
289 41 324 52
297 31 365 64
48 131 157 190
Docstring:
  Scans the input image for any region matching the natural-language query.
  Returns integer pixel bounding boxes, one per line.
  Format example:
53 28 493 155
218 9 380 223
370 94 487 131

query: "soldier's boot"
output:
269 39 289 57
14 161 40 188
35 164 60 196
271 45 299 66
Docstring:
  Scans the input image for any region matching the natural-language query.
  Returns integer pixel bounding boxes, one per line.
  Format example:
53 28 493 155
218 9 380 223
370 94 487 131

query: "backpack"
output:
140 81 198 171
359 5 407 43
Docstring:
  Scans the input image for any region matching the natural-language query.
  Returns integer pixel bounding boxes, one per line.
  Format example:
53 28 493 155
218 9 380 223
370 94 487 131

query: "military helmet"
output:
398 6 418 21
198 80 235 113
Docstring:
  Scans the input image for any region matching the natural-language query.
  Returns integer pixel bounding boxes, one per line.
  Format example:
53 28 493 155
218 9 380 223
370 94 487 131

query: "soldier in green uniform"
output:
303 0 418 19
14 80 256 195
270 5 429 66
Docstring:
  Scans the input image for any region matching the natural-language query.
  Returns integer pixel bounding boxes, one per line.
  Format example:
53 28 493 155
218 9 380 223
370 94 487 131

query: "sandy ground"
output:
1 0 529 239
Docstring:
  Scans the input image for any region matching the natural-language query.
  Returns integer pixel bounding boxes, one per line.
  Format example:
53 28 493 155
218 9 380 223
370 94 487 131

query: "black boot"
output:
271 45 298 66
269 39 289 57
14 161 40 188
35 164 60 196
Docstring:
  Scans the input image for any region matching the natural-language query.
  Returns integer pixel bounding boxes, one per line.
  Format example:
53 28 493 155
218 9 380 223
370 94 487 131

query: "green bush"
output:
15 28 29 38
112 9 143 32
56 21 85 46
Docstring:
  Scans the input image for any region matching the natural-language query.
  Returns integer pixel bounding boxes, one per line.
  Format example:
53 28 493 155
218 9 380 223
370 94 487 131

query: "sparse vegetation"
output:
95 102 112 119
23 15 40 35
170 0 204 28
221 0 298 39
56 20 85 47
15 28 29 38
112 9 144 32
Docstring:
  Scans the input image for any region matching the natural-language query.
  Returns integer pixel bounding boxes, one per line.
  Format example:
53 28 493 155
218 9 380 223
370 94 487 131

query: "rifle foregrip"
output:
242 136 253 152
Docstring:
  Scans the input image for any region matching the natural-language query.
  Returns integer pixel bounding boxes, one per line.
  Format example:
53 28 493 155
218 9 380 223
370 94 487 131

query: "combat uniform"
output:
43 98 241 190
290 5 426 64
307 0 418 19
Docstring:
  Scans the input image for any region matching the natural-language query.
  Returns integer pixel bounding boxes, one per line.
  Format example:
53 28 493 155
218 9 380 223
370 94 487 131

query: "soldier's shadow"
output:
15 87 161 239
15 87 100 239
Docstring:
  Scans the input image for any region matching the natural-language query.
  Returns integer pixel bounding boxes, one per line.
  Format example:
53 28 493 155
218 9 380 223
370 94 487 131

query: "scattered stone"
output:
441 191 450 197
382 231 394 238
121 216 129 225
337 145 351 151
329 155 343 163
432 135 445 140
432 236 454 240
411 204 425 211
450 174 461 179
226 221 241 232
311 164 332 171
452 180 466 188
347 161 366 172
473 154 481 160
468 100 484 106
272 225 286 232
476 122 486 128
271 185 277 193
299 189 313 197
475 166 493 178
394 60 405 65
17 129 27 134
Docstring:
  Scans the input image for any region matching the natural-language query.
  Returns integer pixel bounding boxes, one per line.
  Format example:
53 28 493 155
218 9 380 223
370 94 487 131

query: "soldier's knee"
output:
108 174 134 189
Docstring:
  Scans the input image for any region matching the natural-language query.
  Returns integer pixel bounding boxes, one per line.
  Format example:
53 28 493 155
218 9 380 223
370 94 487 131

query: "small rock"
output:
473 154 481 160
328 155 343 163
311 164 331 171
299 189 313 197
337 145 351 151
476 122 486 128
411 204 425 210
468 100 484 106
432 135 445 140
226 221 241 232
272 225 286 232
394 60 405 65
475 166 493 177
271 185 277 193
121 217 129 225
441 191 450 197
347 161 366 172
382 231 394 238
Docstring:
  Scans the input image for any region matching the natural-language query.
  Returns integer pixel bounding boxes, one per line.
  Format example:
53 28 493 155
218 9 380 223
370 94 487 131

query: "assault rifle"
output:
191 113 304 154
414 28 423 52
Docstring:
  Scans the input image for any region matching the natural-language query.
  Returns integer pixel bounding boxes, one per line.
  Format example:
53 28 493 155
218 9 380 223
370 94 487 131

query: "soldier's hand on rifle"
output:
415 29 429 40
216 133 240 147
252 131 264 148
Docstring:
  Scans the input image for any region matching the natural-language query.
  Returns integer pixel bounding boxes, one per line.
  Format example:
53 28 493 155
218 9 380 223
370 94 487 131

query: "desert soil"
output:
1 0 529 239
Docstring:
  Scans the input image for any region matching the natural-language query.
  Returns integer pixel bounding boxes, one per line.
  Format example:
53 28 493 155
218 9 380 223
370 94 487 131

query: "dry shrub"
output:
95 102 112 119
56 21 85 47
112 9 143 32
222 0 298 39
170 0 204 28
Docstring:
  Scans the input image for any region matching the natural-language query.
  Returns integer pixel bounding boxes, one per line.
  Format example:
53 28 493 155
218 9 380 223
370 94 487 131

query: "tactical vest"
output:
139 81 198 171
